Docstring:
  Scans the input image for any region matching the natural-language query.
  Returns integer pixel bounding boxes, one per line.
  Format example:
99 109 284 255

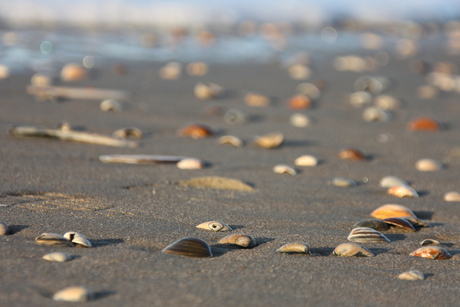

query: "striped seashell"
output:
162 237 212 258
276 242 310 254
177 124 215 139
347 227 390 243
409 246 452 260
353 219 389 232
332 243 374 257
219 234 257 248
398 270 425 281
63 232 92 248
35 233 71 247
371 204 416 220
387 185 418 198
196 221 232 232
383 218 416 232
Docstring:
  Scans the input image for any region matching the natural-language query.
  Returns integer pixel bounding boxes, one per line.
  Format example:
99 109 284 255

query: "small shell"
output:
332 243 374 257
162 237 212 258
224 109 249 124
112 127 143 139
348 91 372 107
379 176 408 188
244 92 270 107
177 124 215 139
35 233 71 247
382 218 416 232
420 239 440 246
288 64 311 80
417 85 438 99
186 62 208 76
43 252 72 262
339 148 366 161
61 63 87 81
408 116 442 131
362 107 392 122
177 158 204 170
219 234 257 248
410 246 452 260
196 221 232 232
0 64 10 79
287 95 311 110
194 82 223 100
297 82 321 99
388 186 419 198
31 73 53 87
63 232 92 248
347 227 391 243
100 99 123 112
217 135 243 147
294 155 318 167
290 113 311 127
276 242 310 254
374 95 400 110
415 158 443 171
159 62 182 80
398 270 425 281
371 204 416 220
53 286 91 302
331 177 356 187
273 164 296 176
353 219 389 232
444 191 460 202
254 132 284 149
0 221 8 235
55 121 73 132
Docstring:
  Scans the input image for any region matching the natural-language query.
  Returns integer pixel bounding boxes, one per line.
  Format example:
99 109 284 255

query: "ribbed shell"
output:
347 227 391 243
162 237 212 258
35 233 71 247
383 218 416 232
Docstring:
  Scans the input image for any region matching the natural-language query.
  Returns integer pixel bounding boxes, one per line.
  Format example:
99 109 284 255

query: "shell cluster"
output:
35 232 91 248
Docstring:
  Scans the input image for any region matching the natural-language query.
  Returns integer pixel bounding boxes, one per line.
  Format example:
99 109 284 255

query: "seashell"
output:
332 243 374 257
387 185 419 198
379 176 408 188
296 82 321 99
35 233 71 247
294 155 318 167
362 107 392 122
403 216 431 228
186 62 208 76
244 92 270 107
353 219 389 232
194 82 223 100
382 218 416 232
0 64 11 79
408 116 442 131
254 132 284 149
374 95 400 110
339 148 366 161
287 95 311 110
112 127 143 139
409 246 452 260
288 64 311 80
60 63 87 81
224 109 249 124
331 177 356 187
347 227 391 243
43 252 72 262
217 135 243 147
444 191 460 202
31 73 53 87
420 239 440 246
177 124 215 139
219 234 257 248
53 286 92 302
417 85 438 99
354 76 389 94
0 221 8 235
273 164 296 176
196 221 232 232
276 242 310 254
162 237 212 258
159 62 181 80
290 113 311 127
415 158 443 171
100 99 123 112
177 158 204 170
63 232 92 248
398 270 425 281
348 91 372 107
371 204 416 220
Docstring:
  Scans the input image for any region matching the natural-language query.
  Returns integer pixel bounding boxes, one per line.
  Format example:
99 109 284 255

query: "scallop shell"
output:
408 116 442 131
100 99 123 112
196 221 232 232
217 135 243 147
387 186 419 198
43 252 72 262
415 158 443 171
112 127 143 139
244 92 270 107
382 218 416 232
347 227 391 243
353 219 389 232
61 63 87 81
332 243 375 257
35 233 71 247
338 148 366 161
63 232 92 248
194 82 223 100
294 155 318 167
276 242 310 254
290 113 311 127
159 62 182 80
420 239 440 246
273 164 296 176
409 246 452 260
398 270 425 281
371 204 416 220
444 191 460 202
53 286 91 302
177 158 204 170
287 95 311 110
331 177 356 187
0 221 8 235
362 107 392 122
379 176 408 188
162 237 212 258
254 132 284 149
177 124 215 139
219 234 257 248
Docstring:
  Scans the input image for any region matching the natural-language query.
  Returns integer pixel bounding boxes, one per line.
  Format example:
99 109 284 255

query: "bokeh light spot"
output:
83 56 95 68
321 26 337 43
40 41 53 54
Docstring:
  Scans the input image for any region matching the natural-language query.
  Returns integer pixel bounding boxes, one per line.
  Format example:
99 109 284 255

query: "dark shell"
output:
347 227 391 243
353 219 389 232
403 216 431 228
35 233 71 247
162 237 212 258
383 217 416 232
420 239 440 246
338 148 366 161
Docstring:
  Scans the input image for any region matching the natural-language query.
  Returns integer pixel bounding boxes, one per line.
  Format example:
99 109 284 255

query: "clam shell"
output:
402 216 431 228
444 191 460 202
63 232 92 248
287 95 311 110
410 246 452 260
374 95 400 110
273 164 296 176
254 132 284 149
100 99 123 112
217 135 243 147
177 124 215 139
382 218 416 232
35 233 71 247
61 63 87 81
387 185 418 198
347 227 390 243
276 242 310 254
348 91 372 107
408 116 442 131
398 270 425 281
43 252 72 262
53 286 91 302
159 62 181 80
290 113 311 127
371 204 416 219
415 158 443 171
331 177 356 187
420 239 440 246
244 92 270 107
294 155 318 167
112 127 143 139
196 221 232 232
362 107 392 122
162 237 212 258
177 158 204 170
194 82 223 100
219 234 257 248
332 243 374 257
379 176 408 188
0 221 8 235
297 82 321 99
338 148 366 161
353 219 389 232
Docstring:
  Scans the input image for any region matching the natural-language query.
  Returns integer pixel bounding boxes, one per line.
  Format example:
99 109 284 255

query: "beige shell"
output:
273 164 296 176
410 246 452 260
294 155 318 166
60 63 87 81
177 158 204 170
63 232 92 248
112 127 143 139
244 92 270 107
43 252 72 262
35 233 71 247
159 62 182 80
331 177 356 187
53 286 91 302
194 82 223 100
348 91 372 107
362 107 392 122
31 73 53 87
379 176 408 188
219 234 257 248
387 186 419 198
347 227 390 243
417 85 438 99
297 82 321 99
444 191 460 202
415 158 443 171
217 135 243 147
196 221 232 232
254 132 284 149
398 270 425 281
186 62 209 76
0 64 10 79
332 243 374 257
374 95 400 110
290 113 311 127
371 204 416 219
100 99 123 112
288 64 311 80
0 221 8 235
276 242 310 254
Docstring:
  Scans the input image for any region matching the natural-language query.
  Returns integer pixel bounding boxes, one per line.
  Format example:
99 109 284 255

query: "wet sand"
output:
1 40 460 306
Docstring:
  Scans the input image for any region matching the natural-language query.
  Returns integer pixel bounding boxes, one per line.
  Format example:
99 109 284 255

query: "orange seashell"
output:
338 148 366 161
371 204 416 220
387 186 419 198
287 94 311 110
408 116 442 131
410 246 452 260
61 63 88 81
177 124 215 139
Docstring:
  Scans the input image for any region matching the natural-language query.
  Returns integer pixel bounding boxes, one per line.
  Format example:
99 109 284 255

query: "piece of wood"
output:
26 85 129 101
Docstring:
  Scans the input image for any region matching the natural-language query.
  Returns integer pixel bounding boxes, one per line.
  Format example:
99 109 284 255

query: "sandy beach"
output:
1 30 460 306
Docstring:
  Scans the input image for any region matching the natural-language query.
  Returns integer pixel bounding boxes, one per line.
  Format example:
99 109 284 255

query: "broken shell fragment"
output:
339 148 366 161
387 186 419 198
371 204 416 219
362 107 392 122
217 135 243 147
244 92 270 107
219 234 257 248
276 242 310 254
331 177 356 187
35 233 71 247
162 237 212 258
294 155 318 167
408 116 442 131
353 219 389 232
100 99 123 112
63 232 92 248
379 176 408 188
0 221 8 235
112 127 143 139
382 218 416 232
177 158 204 170
332 243 374 257
254 132 284 149
287 95 311 110
177 124 215 139
273 164 296 175
415 158 443 171
290 113 311 127
194 82 223 100
43 252 72 262
420 239 440 246
196 221 232 232
61 63 87 81
347 227 391 243
398 270 425 281
53 286 91 302
444 191 460 201
409 246 452 260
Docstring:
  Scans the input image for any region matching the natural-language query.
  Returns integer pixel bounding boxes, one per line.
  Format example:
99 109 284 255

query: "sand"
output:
1 36 460 306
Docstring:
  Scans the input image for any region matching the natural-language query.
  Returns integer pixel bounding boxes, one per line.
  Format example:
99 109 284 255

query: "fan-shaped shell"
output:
410 246 451 260
219 234 257 248
371 204 416 220
35 233 71 247
383 218 416 232
387 186 418 198
63 232 92 248
347 227 390 243
162 237 212 258
196 221 232 232
332 243 374 257
276 242 310 254
353 219 389 232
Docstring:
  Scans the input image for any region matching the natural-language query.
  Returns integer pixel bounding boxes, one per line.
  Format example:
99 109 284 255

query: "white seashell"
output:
288 64 311 80
244 92 270 107
294 155 318 167
362 107 392 122
217 135 243 147
273 164 296 176
35 233 70 246
194 82 223 100
277 242 310 254
53 286 91 302
63 232 92 248
398 270 425 281
387 185 419 198
296 83 321 99
43 252 72 262
379 176 408 188
100 99 123 112
332 177 356 187
177 158 204 170
349 91 372 107
444 191 460 202
415 158 443 171
0 64 10 79
196 221 232 232
290 113 311 127
332 243 374 257
0 221 8 235
374 95 400 110
159 62 182 80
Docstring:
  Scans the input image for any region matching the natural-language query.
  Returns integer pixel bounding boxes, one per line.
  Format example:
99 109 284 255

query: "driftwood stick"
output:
26 85 129 101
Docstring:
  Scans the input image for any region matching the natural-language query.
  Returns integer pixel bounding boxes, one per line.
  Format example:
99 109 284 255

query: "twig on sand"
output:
26 85 129 101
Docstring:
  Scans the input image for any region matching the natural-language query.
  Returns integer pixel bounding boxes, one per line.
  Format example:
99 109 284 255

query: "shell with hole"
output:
219 234 257 248
63 232 92 248
398 270 425 281
273 164 296 176
347 227 390 243
196 221 232 232
43 252 72 262
387 186 418 198
332 243 375 257
276 242 310 254
177 158 204 170
53 286 92 302
162 237 212 258
35 233 71 247
409 246 452 260
254 132 284 149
